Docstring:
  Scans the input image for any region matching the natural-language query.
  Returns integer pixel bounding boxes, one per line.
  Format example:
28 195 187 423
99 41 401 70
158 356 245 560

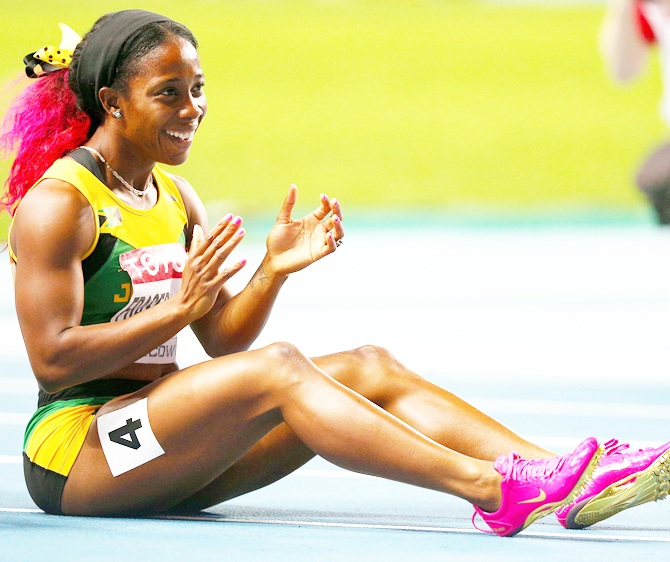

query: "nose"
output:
180 94 205 120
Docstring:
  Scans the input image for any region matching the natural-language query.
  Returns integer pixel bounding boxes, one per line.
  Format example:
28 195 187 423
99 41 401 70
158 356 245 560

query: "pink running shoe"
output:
555 438 670 529
472 437 602 537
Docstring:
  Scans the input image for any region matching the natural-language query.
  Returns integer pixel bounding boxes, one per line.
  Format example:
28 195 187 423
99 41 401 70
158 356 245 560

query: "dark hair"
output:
1 15 198 214
68 18 198 132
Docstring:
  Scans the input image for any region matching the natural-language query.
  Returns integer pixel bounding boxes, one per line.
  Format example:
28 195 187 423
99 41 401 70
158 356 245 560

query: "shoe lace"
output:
601 438 668 456
497 440 629 480
473 452 572 535
498 452 569 481
602 438 629 456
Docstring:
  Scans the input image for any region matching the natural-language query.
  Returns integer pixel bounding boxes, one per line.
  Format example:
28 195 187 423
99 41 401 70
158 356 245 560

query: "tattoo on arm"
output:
249 265 270 289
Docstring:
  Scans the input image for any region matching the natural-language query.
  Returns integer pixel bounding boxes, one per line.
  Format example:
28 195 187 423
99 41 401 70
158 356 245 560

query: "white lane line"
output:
159 514 670 543
0 508 667 543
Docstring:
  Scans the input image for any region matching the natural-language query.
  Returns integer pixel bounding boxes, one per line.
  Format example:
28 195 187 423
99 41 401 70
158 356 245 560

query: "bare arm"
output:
186 184 345 357
190 255 288 357
600 0 650 83
11 180 243 393
171 174 283 356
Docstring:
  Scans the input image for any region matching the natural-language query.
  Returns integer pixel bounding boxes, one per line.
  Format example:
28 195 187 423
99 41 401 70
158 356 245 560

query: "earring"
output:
112 110 123 119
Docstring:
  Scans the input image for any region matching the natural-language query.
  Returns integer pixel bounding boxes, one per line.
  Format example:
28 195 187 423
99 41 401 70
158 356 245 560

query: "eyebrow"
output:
158 72 205 84
157 73 205 85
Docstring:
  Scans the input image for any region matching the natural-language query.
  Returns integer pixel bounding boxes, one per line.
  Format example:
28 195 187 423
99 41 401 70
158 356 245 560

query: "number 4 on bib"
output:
108 418 143 449
97 398 165 477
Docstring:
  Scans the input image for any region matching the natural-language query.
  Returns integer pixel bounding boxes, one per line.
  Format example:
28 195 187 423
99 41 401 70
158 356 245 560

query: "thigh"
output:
61 347 289 516
167 347 387 511
168 421 316 512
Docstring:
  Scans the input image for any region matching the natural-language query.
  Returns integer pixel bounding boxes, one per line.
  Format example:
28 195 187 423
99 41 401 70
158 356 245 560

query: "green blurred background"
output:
0 0 665 233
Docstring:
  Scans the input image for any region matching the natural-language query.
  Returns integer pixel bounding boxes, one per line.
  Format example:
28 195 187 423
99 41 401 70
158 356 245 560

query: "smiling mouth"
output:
166 130 195 142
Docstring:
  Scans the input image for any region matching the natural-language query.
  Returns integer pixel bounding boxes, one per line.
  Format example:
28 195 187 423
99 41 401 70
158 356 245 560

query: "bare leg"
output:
62 342 502 516
171 345 550 512
314 346 553 461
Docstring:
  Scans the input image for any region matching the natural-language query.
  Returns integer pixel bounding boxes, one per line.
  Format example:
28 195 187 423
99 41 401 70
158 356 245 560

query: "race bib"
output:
112 243 186 364
97 398 165 477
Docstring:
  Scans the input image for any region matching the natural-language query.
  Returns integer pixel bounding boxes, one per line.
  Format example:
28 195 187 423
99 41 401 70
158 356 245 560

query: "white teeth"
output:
166 130 194 141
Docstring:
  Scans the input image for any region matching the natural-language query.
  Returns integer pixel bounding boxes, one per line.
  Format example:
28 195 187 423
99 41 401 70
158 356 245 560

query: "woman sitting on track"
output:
1 10 668 537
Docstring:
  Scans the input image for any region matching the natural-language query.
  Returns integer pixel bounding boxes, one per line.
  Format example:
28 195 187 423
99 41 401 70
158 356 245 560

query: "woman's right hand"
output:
177 214 247 320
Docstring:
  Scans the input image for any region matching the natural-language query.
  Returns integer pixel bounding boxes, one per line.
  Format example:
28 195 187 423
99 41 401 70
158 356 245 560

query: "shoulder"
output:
166 172 197 200
164 172 208 246
18 177 94 224
11 178 96 263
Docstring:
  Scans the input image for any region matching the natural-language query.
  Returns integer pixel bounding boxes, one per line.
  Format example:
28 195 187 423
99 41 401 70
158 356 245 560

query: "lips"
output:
165 129 195 142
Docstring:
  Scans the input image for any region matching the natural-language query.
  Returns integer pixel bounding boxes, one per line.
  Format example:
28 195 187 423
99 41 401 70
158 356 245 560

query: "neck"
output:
86 129 156 189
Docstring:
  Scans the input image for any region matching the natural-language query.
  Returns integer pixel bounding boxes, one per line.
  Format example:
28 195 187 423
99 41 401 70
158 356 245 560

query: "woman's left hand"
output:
265 184 345 276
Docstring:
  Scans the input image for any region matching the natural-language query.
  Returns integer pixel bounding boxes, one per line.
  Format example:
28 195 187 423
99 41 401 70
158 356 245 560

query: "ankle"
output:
473 464 503 513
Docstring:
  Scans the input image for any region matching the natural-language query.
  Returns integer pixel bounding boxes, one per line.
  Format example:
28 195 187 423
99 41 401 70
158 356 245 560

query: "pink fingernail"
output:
238 258 247 267
233 216 242 226
237 228 246 236
224 213 233 221
334 215 340 223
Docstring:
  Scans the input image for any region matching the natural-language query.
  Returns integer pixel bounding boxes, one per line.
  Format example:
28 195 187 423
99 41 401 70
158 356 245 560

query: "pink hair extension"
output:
0 70 90 215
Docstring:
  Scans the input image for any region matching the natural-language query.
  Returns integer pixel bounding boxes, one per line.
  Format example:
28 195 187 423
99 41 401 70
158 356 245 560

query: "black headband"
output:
76 10 174 115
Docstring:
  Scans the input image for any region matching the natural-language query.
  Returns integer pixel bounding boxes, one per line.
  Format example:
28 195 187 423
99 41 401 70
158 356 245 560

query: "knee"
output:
348 345 422 390
262 341 303 363
352 345 397 370
257 342 313 386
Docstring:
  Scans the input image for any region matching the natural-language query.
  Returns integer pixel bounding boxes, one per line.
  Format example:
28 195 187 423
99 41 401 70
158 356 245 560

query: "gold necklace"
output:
80 146 153 197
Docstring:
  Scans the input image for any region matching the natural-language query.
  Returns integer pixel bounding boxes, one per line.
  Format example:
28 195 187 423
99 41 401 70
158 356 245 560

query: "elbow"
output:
34 372 66 395
30 356 78 394
198 331 253 357
25 331 90 394
203 340 252 358
192 323 254 358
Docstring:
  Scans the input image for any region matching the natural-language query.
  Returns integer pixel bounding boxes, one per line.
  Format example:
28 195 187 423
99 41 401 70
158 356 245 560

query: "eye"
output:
160 87 179 97
192 82 205 96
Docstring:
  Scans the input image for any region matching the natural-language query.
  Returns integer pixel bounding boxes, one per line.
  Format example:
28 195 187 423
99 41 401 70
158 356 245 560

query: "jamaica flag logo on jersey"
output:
98 206 123 230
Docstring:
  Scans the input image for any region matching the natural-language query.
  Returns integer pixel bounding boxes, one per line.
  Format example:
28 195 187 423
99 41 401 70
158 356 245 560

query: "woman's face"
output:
115 35 207 166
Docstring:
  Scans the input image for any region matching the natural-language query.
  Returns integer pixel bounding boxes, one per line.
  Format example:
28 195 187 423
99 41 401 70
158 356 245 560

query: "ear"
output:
98 87 122 119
